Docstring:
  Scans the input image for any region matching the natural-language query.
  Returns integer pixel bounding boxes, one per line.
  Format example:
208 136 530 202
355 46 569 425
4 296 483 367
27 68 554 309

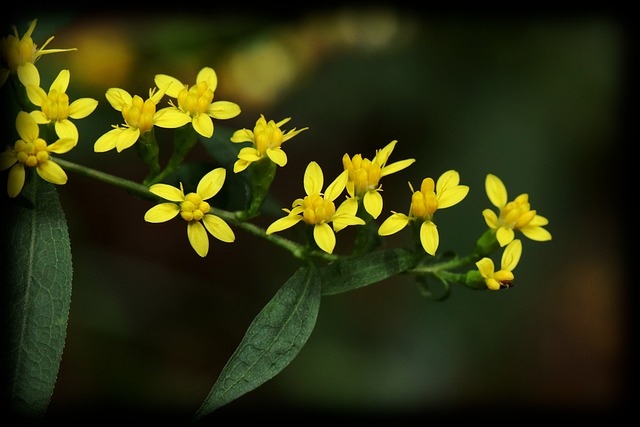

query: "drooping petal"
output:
378 213 409 236
144 203 180 223
438 185 469 209
149 183 184 202
197 168 225 200
192 113 213 138
7 164 25 198
303 161 323 196
266 215 301 234
154 74 184 98
69 97 99 119
25 84 47 107
94 128 121 152
501 239 522 271
496 226 515 247
381 158 415 177
36 160 68 185
363 190 383 219
486 277 501 291
50 69 70 94
520 225 552 242
233 159 250 173
202 214 235 243
47 138 76 154
266 147 287 167
187 221 209 257
208 101 241 119
115 127 140 152
16 111 39 142
197 66 218 91
230 128 254 143
313 223 336 254
105 87 133 110
54 120 79 143
237 147 262 161
324 170 348 202
485 174 507 208
420 220 439 255
153 107 192 129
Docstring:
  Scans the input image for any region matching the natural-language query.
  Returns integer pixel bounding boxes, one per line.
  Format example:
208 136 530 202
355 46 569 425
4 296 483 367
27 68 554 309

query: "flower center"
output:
301 194 336 225
41 88 70 121
254 117 284 155
177 80 213 116
343 154 382 196
122 95 156 134
180 192 211 222
14 138 49 168
499 194 536 230
409 187 438 220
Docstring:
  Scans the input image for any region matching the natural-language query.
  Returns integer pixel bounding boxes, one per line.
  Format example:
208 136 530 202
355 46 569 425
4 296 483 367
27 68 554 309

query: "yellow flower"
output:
154 66 241 138
476 239 522 290
342 139 415 219
0 18 76 87
378 170 469 255
482 174 552 247
94 87 191 153
266 161 365 254
0 111 75 198
23 68 98 145
231 114 308 173
144 168 235 257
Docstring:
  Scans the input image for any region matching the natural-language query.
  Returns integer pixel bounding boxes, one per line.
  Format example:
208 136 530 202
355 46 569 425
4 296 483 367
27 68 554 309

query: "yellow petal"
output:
233 159 250 173
154 107 192 129
436 170 460 194
237 147 261 161
313 223 336 254
230 128 254 143
266 148 287 167
25 84 46 107
50 69 70 94
197 66 218 91
303 162 323 196
94 128 121 152
7 164 25 198
144 203 180 223
324 170 348 202
208 101 241 120
501 239 522 271
485 174 507 208
47 138 76 154
374 140 397 165
29 110 49 124
105 87 132 111
17 62 39 87
197 168 225 200
475 257 495 279
420 220 439 255
482 209 498 229
154 74 184 98
266 215 301 234
0 149 17 171
438 185 469 209
202 214 235 243
115 127 140 152
16 111 38 142
520 225 552 242
363 190 383 219
331 213 365 232
381 158 415 177
187 221 209 257
149 184 184 202
378 213 409 236
69 98 99 119
37 161 67 185
55 120 79 144
496 226 514 247
192 113 213 138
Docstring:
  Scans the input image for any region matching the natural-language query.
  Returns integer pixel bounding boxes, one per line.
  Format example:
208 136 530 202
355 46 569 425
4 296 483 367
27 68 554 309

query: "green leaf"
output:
194 266 321 420
319 248 417 296
2 178 73 419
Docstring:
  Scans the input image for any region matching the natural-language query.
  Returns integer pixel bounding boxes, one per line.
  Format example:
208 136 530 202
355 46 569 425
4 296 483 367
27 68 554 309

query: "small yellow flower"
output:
476 239 522 290
342 139 415 219
0 18 76 87
144 168 235 257
231 114 308 173
94 87 191 153
266 161 365 254
23 68 98 145
482 174 551 247
154 66 241 138
0 111 75 198
378 170 469 255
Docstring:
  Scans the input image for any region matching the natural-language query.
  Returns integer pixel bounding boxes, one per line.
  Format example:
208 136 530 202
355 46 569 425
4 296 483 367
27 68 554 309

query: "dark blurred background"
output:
2 5 633 422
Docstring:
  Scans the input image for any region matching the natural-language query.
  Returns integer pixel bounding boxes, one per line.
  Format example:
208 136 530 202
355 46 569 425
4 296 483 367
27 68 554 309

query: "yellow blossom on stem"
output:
378 170 469 255
0 111 75 198
144 168 235 257
154 66 241 138
342 139 415 219
94 87 191 153
231 114 308 173
482 173 552 247
0 18 76 87
476 239 522 290
22 68 98 145
266 161 365 254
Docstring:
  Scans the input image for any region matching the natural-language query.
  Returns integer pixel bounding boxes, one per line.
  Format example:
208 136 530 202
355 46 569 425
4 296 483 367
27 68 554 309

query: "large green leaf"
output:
194 265 321 420
2 178 73 418
319 248 417 295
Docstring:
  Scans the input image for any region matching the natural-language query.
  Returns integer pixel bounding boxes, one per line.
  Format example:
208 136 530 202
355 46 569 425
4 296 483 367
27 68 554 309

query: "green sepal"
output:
243 157 276 219
137 130 161 184
463 270 489 290
193 265 321 420
473 228 500 257
2 176 73 419
319 248 417 295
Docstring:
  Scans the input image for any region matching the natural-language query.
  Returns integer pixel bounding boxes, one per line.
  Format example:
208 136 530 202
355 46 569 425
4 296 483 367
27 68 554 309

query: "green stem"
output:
408 253 481 276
